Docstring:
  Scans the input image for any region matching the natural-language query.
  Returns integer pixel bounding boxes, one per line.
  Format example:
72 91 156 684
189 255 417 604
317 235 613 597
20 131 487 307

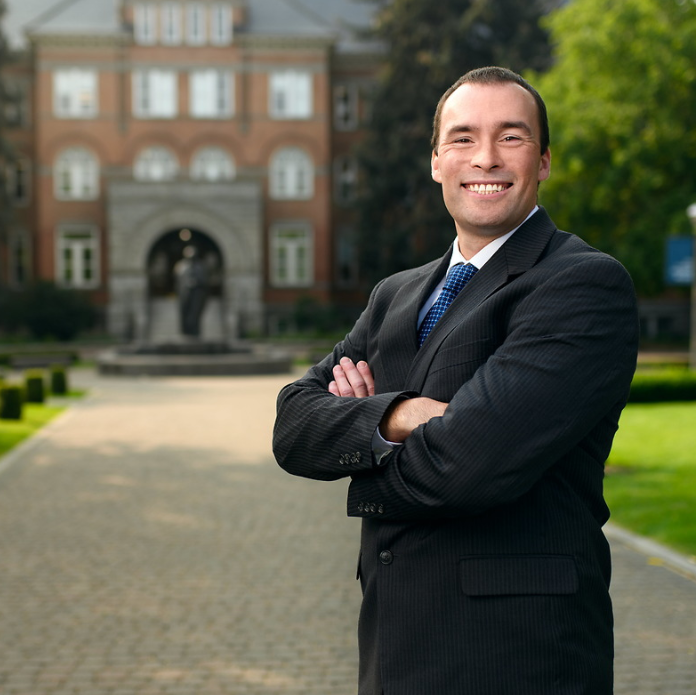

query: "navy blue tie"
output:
418 263 478 347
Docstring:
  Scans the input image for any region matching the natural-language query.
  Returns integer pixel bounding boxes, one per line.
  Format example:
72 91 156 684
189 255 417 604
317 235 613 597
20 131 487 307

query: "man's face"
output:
431 82 551 248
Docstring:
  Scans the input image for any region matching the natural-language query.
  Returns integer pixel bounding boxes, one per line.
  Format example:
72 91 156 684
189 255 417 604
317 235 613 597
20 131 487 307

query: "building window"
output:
190 147 235 181
334 156 358 204
190 70 233 118
336 226 359 287
8 229 31 287
269 71 312 120
133 70 178 118
186 2 206 44
134 3 158 44
134 147 179 181
161 2 182 44
334 84 359 131
270 222 313 287
3 81 29 128
5 158 31 206
53 69 98 118
211 3 232 45
56 225 100 289
54 148 99 200
269 147 314 200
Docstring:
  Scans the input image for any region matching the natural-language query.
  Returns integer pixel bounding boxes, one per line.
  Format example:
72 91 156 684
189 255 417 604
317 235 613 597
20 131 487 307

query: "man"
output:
273 67 638 695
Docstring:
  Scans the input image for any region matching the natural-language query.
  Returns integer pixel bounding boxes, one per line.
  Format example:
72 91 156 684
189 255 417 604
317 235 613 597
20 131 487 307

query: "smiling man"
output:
274 67 639 695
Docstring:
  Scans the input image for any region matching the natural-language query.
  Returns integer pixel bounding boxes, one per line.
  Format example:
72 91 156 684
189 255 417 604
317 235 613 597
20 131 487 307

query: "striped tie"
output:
417 263 478 347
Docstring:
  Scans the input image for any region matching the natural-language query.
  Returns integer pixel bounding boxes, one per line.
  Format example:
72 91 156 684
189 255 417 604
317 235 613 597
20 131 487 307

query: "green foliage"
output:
0 282 97 340
606 402 696 555
24 369 46 404
0 384 22 420
356 0 559 284
50 366 69 395
533 0 696 296
629 368 696 402
0 403 64 456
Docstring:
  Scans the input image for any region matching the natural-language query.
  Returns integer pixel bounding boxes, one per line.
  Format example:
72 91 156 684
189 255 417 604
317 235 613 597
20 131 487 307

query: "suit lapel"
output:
404 208 558 392
377 250 452 394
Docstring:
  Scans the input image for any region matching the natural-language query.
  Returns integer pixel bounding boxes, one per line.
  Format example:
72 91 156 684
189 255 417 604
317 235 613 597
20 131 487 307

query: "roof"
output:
2 0 377 51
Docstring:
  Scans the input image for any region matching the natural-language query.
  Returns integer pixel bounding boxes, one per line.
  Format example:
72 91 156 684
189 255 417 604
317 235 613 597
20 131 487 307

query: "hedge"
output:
629 369 696 403
0 385 23 420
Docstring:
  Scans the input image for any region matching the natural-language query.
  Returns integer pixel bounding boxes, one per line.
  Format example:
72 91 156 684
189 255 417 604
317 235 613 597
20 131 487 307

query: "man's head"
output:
431 67 550 156
430 66 551 252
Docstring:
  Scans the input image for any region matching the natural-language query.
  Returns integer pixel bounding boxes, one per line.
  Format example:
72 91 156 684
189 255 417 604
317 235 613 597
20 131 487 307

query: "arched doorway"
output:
146 228 225 341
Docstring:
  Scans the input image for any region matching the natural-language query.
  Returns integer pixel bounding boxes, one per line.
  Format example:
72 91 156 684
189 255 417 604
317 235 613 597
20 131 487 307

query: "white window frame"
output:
333 83 359 131
5 158 31 206
161 2 182 45
270 222 313 288
134 3 158 45
186 2 207 45
189 69 234 118
270 147 314 200
134 146 180 181
190 147 235 181
53 69 98 119
132 69 178 118
210 3 233 45
55 225 100 289
269 70 312 120
54 148 99 201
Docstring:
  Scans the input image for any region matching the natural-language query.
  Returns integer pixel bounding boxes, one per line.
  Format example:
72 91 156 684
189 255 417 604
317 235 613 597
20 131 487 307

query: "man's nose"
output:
470 141 501 170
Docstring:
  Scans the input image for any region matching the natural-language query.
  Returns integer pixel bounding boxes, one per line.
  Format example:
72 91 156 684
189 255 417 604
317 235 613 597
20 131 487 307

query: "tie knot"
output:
444 263 478 294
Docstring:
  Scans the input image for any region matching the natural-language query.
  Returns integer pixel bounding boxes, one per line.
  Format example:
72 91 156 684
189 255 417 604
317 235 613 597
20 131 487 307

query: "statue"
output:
174 245 209 337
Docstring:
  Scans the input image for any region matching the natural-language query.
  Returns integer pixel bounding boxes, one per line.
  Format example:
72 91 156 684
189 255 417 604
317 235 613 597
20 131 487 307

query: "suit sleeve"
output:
273 280 413 481
347 255 639 520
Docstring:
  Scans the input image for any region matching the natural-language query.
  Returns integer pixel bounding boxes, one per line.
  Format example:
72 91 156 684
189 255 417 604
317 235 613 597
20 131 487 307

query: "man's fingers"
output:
339 357 371 397
332 364 355 397
328 380 340 396
356 360 375 396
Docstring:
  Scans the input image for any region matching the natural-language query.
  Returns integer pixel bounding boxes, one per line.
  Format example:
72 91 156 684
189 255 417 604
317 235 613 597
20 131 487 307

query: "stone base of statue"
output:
96 340 292 377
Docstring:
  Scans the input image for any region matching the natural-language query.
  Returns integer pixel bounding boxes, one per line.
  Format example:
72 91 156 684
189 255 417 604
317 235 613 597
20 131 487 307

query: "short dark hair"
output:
431 66 550 155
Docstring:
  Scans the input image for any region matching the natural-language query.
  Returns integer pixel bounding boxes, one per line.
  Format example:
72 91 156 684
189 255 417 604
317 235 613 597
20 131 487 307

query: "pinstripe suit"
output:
273 208 639 694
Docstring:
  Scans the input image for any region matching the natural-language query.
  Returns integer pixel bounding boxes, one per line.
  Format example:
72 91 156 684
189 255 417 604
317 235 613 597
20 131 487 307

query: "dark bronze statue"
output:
174 246 208 337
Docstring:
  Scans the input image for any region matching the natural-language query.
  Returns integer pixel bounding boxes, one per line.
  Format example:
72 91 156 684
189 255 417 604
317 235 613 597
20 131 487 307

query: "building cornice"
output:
29 33 130 50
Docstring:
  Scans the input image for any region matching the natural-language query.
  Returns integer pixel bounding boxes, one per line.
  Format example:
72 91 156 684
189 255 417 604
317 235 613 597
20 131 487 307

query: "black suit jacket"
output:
273 208 639 695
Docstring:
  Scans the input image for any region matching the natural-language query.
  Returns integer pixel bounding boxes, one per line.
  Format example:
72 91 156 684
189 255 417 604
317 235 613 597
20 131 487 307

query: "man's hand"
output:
329 358 447 443
380 397 447 443
329 357 375 397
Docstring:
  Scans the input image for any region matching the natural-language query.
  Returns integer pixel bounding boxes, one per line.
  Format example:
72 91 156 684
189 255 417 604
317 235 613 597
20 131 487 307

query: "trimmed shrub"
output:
24 370 46 404
50 366 69 395
0 385 23 420
629 369 696 403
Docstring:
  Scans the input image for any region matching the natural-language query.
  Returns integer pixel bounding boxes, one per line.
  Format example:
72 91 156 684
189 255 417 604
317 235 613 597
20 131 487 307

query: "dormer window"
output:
161 3 182 45
134 3 157 45
211 3 233 46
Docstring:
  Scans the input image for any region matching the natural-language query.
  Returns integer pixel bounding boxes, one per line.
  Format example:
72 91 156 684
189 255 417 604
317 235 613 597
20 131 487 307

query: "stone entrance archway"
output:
106 179 263 342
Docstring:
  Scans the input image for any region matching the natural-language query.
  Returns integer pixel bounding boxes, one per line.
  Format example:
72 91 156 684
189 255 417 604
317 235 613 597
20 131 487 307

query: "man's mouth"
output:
463 183 511 195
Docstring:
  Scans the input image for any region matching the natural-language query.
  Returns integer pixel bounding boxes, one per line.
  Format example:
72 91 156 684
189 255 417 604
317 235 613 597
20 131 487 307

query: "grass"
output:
605 401 696 557
0 403 66 457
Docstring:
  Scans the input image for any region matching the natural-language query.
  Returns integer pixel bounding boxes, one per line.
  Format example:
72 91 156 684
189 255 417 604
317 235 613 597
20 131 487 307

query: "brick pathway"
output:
0 370 694 694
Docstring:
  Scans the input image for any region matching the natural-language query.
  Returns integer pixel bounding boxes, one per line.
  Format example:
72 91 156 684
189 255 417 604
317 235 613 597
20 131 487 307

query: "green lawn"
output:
605 402 696 557
0 404 65 457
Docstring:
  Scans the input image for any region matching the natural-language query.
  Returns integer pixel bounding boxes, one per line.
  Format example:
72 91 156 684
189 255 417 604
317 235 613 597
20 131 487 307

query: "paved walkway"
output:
0 370 694 695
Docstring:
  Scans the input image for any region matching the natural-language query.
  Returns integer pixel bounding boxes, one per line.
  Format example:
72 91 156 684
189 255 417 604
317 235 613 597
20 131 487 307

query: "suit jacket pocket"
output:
459 555 579 596
428 337 492 377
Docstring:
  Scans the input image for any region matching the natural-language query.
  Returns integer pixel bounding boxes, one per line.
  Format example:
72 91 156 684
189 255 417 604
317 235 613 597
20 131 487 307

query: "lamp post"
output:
687 203 696 370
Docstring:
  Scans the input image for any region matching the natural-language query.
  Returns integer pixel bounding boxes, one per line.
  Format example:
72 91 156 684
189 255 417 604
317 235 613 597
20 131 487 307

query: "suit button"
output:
357 502 364 512
379 550 393 565
378 505 384 514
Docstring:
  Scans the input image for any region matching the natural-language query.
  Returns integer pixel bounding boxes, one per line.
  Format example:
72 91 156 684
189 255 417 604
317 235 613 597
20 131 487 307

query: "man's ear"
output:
538 147 551 183
431 150 442 183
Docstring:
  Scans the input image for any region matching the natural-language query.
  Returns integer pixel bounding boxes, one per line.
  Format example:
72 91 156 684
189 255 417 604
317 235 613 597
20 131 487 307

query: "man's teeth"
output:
466 183 507 194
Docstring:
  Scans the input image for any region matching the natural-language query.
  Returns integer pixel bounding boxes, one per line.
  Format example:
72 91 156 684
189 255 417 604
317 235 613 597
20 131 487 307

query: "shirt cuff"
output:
371 426 402 467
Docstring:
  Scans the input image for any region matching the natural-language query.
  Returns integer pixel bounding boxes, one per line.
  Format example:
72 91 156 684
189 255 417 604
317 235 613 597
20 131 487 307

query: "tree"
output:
534 0 696 296
356 0 559 284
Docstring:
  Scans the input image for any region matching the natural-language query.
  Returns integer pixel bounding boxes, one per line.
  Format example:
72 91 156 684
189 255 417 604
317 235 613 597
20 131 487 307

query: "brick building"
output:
1 0 379 340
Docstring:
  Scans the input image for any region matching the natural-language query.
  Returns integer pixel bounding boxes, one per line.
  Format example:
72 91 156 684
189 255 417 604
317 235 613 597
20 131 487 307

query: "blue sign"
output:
665 236 693 286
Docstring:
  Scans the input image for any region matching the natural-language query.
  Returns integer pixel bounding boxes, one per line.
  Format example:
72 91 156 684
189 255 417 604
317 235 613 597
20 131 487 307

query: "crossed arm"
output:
329 356 447 443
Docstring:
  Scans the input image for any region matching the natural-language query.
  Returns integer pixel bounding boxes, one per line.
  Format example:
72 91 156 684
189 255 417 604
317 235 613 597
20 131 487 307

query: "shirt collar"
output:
448 205 539 272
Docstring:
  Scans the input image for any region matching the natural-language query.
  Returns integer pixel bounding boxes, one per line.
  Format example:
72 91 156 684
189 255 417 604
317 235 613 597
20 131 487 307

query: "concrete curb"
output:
605 522 696 581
